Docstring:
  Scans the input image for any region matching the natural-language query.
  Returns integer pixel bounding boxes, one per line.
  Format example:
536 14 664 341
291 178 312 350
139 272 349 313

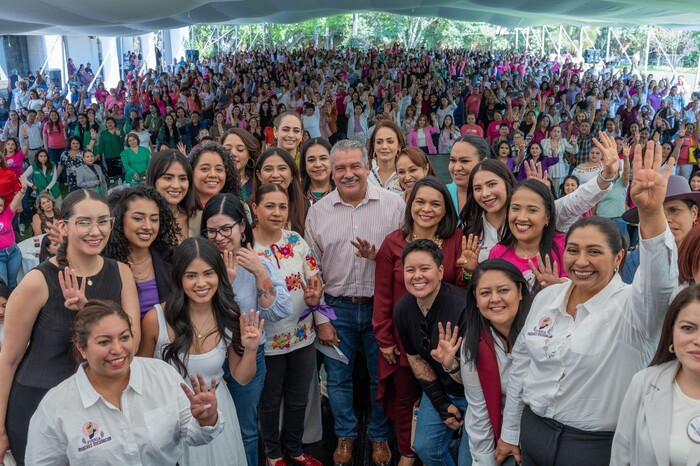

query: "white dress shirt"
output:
460 328 513 465
501 228 677 445
26 357 224 466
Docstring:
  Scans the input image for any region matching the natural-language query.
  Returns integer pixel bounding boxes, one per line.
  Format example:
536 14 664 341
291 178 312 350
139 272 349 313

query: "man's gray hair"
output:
330 139 369 167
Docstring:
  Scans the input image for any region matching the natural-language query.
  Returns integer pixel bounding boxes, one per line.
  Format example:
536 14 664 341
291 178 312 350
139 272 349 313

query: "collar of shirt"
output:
76 360 144 409
549 273 625 318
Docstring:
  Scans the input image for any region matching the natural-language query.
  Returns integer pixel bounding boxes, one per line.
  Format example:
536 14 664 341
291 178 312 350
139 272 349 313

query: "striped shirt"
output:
305 184 405 298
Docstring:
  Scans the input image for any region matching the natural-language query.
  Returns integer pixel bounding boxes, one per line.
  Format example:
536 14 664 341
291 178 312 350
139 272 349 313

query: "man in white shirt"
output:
21 110 44 163
13 79 29 111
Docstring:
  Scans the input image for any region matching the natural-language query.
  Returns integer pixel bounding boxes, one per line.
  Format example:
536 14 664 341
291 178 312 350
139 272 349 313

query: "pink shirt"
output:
488 233 567 291
4 151 25 178
0 207 16 250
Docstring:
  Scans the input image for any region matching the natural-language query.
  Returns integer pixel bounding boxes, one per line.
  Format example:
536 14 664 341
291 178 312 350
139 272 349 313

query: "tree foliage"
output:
187 14 699 69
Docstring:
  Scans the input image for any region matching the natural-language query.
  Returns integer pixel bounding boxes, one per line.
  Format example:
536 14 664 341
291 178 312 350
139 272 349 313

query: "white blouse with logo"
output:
26 357 224 466
501 228 677 445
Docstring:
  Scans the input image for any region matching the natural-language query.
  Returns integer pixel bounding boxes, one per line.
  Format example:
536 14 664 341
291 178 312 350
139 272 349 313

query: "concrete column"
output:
163 28 188 70
100 36 120 88
139 33 156 70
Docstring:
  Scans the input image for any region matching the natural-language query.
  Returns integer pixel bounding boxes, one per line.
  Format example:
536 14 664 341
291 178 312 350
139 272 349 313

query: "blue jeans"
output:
0 244 21 288
413 392 472 466
48 147 64 166
224 344 266 466
323 294 391 441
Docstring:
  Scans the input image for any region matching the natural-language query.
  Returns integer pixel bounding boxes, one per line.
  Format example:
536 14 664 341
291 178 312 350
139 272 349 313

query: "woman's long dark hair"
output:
460 159 517 238
650 284 700 366
463 259 532 363
200 193 254 249
222 127 261 184
300 138 334 194
498 179 561 276
145 149 198 217
402 177 457 240
162 237 244 377
254 148 306 236
189 142 241 208
103 186 179 263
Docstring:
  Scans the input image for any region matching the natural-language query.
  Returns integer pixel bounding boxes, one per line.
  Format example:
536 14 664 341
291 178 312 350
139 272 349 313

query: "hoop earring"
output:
241 231 247 243
614 266 619 273
669 344 675 353
246 158 255 170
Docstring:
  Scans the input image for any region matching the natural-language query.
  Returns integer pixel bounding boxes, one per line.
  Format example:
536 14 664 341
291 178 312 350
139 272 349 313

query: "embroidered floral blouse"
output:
254 229 319 354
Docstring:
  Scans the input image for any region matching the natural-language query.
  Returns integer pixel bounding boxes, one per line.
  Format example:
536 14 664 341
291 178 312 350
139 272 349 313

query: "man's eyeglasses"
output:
64 217 115 234
204 222 239 239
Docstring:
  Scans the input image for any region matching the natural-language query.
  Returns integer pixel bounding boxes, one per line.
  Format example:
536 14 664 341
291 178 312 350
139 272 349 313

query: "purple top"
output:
516 154 560 182
136 278 160 318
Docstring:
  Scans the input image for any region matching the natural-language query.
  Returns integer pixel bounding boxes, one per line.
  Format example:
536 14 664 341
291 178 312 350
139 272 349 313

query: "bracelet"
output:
462 269 473 281
597 171 618 184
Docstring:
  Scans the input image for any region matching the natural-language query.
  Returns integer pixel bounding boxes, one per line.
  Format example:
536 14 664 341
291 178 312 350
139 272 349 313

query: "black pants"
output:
520 405 614 466
7 381 50 466
258 343 317 458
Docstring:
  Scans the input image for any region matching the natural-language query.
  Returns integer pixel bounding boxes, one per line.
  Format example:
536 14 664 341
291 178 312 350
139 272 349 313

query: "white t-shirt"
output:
670 381 700 466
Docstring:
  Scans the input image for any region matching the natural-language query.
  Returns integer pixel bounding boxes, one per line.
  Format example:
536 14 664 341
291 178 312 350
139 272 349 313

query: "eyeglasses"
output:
64 217 115 234
204 222 239 239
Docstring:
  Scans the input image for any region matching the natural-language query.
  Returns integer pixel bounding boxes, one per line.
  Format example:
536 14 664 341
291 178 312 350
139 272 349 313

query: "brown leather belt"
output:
336 295 373 304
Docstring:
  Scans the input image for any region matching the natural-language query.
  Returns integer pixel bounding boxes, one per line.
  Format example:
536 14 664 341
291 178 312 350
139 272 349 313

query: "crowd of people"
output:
0 44 699 466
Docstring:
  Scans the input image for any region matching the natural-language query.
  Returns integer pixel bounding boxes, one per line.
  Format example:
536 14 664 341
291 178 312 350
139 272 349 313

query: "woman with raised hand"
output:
496 140 678 465
432 259 532 466
201 193 292 466
252 183 325 466
374 177 468 466
26 300 225 465
0 189 139 465
611 284 700 465
139 237 260 465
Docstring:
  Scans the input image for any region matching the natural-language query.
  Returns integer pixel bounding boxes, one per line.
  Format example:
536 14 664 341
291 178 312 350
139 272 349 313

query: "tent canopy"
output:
5 0 700 36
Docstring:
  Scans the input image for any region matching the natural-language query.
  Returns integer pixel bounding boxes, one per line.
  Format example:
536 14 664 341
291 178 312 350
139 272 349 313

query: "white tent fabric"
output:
5 0 700 36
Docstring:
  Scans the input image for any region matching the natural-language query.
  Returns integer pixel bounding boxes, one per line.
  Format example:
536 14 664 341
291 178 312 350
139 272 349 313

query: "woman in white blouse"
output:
495 137 679 465
611 284 700 466
432 259 532 466
25 300 223 466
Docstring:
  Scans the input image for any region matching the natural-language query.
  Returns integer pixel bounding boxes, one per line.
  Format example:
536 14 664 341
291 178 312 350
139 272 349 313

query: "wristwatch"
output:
443 357 461 374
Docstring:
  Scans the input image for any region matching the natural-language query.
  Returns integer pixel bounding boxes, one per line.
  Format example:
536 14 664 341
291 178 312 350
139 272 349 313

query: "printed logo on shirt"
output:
527 316 554 338
78 421 112 452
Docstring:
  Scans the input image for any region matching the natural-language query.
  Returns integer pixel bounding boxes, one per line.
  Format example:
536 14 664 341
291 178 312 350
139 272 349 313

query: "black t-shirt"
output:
394 281 468 397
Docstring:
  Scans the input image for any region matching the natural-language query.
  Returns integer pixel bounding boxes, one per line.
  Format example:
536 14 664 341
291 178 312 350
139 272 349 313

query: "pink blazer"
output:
408 125 439 154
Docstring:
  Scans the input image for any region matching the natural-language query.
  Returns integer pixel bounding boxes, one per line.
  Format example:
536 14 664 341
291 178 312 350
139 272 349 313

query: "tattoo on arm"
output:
256 277 277 299
407 354 437 382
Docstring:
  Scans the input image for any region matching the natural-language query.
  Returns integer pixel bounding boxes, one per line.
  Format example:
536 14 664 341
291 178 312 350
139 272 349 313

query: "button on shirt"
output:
305 184 405 298
26 357 224 466
501 228 677 444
